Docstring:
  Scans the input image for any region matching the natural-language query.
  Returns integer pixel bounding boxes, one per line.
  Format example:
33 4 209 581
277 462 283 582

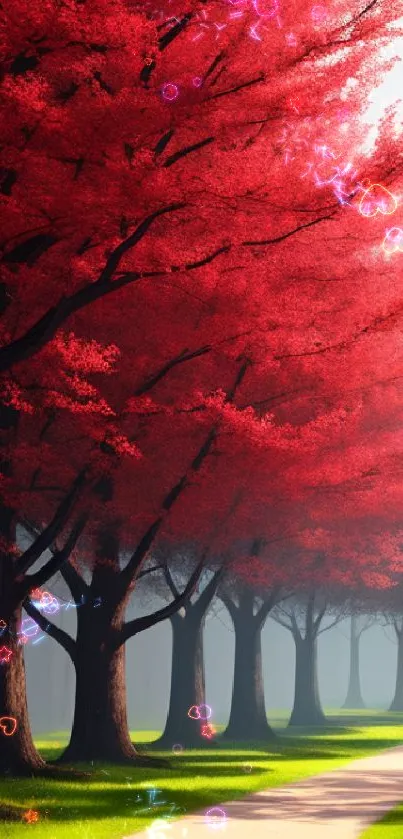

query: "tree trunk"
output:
0 599 45 774
288 633 326 727
0 483 45 775
389 626 403 711
59 601 139 763
342 616 365 709
222 594 274 741
157 608 207 748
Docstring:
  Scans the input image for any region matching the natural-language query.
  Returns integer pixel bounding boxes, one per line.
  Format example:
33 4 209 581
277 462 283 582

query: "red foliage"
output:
1 0 403 601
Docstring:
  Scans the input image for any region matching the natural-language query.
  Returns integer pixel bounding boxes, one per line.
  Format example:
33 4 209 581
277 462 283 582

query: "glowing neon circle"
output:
205 807 227 830
161 83 179 102
382 227 403 255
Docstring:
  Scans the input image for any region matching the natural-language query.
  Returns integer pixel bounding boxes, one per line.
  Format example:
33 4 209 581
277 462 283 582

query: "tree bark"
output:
59 601 139 763
342 615 365 709
0 598 45 774
222 591 275 741
157 607 208 748
389 624 403 711
288 633 326 727
57 530 167 766
0 474 45 774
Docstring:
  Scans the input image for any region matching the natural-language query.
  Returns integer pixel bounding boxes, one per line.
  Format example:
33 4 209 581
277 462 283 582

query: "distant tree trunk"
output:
157 607 207 747
222 589 275 741
389 622 403 711
288 631 326 726
342 615 365 709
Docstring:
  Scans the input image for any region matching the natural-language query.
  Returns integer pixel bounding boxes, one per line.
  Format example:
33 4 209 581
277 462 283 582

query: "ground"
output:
1 711 403 839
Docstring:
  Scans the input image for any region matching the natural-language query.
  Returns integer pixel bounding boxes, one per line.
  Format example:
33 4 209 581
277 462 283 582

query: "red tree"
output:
2 0 403 769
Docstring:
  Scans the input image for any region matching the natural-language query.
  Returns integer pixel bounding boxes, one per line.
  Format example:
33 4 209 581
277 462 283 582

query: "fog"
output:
25 604 398 734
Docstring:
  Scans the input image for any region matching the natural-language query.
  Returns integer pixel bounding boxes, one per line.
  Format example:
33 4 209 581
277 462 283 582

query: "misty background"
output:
24 602 398 734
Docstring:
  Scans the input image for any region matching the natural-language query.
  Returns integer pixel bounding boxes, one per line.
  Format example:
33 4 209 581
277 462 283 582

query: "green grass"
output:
361 803 403 838
1 711 403 839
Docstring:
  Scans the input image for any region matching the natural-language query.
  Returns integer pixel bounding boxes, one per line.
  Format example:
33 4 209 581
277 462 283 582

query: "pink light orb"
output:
198 703 212 720
161 82 179 102
383 227 403 255
311 5 327 23
205 807 227 830
252 0 279 18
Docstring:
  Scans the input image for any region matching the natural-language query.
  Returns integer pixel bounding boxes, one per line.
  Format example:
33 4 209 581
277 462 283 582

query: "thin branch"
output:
162 561 180 599
255 586 283 625
134 346 212 396
242 213 336 247
317 614 345 636
271 613 293 632
137 563 166 580
208 73 264 101
313 604 327 634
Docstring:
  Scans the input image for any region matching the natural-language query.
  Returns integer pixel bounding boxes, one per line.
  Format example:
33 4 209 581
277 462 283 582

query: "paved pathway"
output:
124 745 403 839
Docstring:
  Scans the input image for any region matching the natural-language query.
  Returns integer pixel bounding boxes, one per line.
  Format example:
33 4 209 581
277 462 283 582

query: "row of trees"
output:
24 567 403 752
154 572 403 743
1 0 403 776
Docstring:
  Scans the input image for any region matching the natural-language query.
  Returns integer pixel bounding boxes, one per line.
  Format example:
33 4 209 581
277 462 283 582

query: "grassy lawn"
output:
361 803 403 838
1 711 403 839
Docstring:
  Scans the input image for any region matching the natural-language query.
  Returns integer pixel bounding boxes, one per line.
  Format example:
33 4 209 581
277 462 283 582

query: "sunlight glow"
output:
359 28 403 155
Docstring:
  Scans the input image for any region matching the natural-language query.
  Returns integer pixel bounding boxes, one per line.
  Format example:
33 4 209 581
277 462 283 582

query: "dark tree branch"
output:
208 74 264 101
135 346 212 396
137 563 166 580
97 204 185 283
120 360 249 585
117 554 205 647
23 599 76 662
255 586 283 626
242 213 336 247
162 561 180 600
163 137 214 168
0 205 185 372
154 129 174 157
194 565 225 617
16 469 86 575
24 515 87 593
158 13 192 51
313 604 327 634
271 612 294 632
218 590 238 622
119 518 163 587
60 561 88 603
317 614 345 636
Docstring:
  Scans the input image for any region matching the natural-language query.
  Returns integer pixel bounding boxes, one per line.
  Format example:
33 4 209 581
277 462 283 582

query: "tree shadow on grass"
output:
3 766 403 827
0 781 265 825
215 768 403 822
